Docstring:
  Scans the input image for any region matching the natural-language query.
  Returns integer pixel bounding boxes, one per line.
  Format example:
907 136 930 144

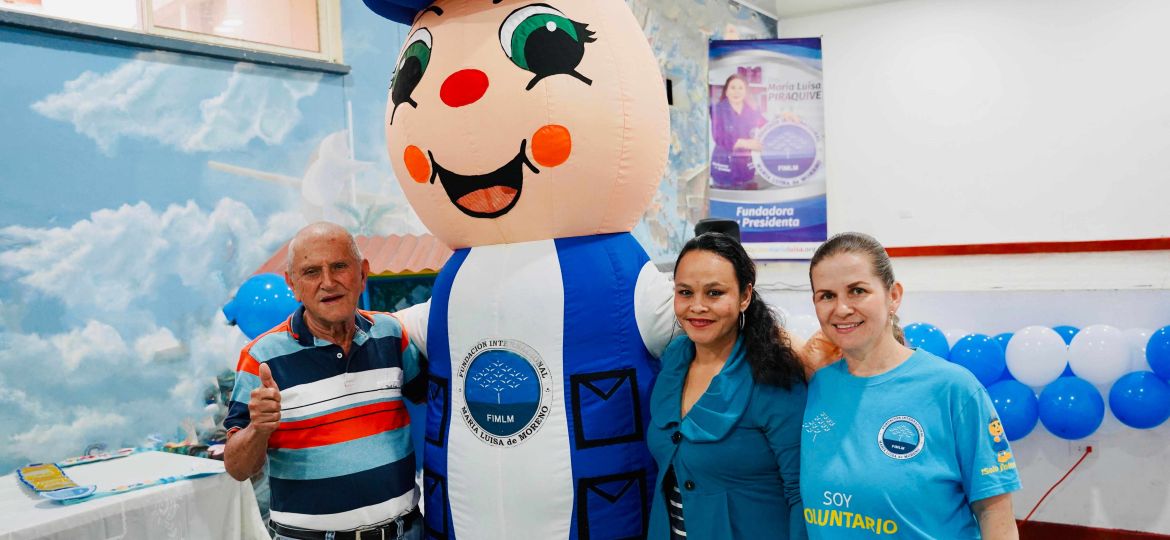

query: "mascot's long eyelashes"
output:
389 28 433 124
498 4 596 91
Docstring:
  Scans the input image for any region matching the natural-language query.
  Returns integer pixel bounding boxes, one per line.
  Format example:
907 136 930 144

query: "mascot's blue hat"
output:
362 0 434 25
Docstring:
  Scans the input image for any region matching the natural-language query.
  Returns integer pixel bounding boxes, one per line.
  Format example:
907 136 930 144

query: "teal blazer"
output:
647 335 808 539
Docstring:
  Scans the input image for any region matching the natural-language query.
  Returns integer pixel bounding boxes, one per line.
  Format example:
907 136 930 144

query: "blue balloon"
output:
993 332 1013 352
993 332 1016 382
1109 372 1170 429
1148 326 1170 381
1039 376 1104 440
223 273 300 340
904 322 950 358
949 334 1006 386
1052 325 1080 345
987 380 1039 440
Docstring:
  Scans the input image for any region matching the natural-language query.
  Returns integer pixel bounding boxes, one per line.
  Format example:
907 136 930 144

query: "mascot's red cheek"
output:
404 145 430 183
440 69 490 108
531 124 572 168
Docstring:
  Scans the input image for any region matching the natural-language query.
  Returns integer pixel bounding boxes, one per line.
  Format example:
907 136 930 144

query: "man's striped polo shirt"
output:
225 306 424 531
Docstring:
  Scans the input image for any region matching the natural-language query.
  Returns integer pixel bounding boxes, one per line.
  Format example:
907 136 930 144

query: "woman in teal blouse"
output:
648 232 808 539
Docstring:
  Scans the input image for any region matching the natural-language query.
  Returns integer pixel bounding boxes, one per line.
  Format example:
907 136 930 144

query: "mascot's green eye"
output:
390 28 433 123
499 4 596 90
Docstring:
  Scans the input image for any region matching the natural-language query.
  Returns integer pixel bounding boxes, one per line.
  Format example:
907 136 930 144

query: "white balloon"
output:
1124 327 1153 372
787 314 821 340
1068 324 1130 385
1005 325 1068 387
944 328 971 348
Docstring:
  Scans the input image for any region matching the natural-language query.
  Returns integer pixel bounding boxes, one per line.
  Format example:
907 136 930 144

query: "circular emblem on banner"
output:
752 120 823 187
456 338 552 447
877 416 925 459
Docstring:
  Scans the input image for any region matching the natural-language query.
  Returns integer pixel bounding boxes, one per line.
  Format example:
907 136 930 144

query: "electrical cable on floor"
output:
1022 446 1093 522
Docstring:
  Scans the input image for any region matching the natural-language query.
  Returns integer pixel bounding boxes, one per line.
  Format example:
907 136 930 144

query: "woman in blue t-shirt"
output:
647 232 808 539
800 232 1020 539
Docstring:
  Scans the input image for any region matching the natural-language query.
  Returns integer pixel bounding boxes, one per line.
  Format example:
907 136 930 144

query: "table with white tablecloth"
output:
0 451 268 540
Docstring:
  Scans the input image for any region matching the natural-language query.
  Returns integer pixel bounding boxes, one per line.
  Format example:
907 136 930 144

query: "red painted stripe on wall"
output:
1019 520 1170 539
886 237 1170 257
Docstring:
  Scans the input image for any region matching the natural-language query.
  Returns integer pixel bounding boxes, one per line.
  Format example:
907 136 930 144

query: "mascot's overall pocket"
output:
569 367 644 449
426 375 450 447
423 468 449 538
576 470 649 540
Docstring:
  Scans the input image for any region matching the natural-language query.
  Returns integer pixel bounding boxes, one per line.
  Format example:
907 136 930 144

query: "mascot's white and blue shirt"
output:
398 232 675 540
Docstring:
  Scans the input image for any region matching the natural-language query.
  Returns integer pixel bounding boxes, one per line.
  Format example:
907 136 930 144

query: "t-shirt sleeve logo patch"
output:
988 417 1013 463
877 416 925 459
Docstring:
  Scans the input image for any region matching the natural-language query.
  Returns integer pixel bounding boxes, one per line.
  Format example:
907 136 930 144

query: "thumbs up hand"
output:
249 363 282 436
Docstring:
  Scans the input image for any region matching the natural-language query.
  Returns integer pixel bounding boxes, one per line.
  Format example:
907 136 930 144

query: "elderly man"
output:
224 222 425 540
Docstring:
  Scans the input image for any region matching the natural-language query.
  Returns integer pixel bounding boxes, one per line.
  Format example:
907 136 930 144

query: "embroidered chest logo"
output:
803 412 836 441
877 416 925 459
456 338 553 447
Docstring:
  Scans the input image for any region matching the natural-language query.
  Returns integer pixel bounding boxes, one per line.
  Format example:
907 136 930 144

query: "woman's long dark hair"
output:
674 233 805 388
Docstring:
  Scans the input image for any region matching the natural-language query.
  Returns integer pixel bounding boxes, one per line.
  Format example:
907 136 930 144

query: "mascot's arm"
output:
787 329 842 380
395 300 431 355
634 261 676 358
391 303 430 403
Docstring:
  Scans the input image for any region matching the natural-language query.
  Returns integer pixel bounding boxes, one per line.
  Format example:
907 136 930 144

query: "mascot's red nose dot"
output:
440 69 489 107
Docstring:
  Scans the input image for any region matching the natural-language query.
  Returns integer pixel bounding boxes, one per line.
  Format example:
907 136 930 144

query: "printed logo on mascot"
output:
877 416 925 459
456 338 552 447
752 119 823 187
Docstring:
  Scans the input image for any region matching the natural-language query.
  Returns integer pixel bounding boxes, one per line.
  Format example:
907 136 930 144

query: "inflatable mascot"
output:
362 0 674 538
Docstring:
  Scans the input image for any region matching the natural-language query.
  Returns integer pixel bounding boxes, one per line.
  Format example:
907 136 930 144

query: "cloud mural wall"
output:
31 51 322 155
0 17 363 471
0 199 300 469
0 0 770 472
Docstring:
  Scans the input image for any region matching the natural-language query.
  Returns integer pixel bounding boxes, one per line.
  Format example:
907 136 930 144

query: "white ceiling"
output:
735 0 893 19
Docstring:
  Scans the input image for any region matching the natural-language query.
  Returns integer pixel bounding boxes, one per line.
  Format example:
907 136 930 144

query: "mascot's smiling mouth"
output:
428 140 539 218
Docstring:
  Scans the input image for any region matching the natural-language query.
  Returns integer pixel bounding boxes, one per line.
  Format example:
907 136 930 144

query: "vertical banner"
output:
708 38 826 259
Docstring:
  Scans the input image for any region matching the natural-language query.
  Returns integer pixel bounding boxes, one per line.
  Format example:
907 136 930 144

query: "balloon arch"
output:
901 323 1170 440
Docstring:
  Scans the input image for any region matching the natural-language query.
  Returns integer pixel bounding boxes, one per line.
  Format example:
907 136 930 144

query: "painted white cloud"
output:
134 327 182 363
0 199 290 317
7 408 130 464
298 129 424 235
31 51 321 154
0 383 46 421
169 310 249 402
52 320 130 372
0 200 303 470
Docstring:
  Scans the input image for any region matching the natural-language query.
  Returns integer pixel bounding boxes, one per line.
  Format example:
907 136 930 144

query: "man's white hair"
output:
285 222 363 274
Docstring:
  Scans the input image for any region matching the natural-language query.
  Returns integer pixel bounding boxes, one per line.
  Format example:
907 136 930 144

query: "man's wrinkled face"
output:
384 0 668 248
286 234 369 328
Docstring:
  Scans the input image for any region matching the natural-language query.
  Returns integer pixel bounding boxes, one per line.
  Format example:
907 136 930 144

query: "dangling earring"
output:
739 311 746 330
888 310 895 326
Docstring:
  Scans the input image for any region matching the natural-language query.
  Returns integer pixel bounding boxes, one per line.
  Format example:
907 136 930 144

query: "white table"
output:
0 451 268 540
